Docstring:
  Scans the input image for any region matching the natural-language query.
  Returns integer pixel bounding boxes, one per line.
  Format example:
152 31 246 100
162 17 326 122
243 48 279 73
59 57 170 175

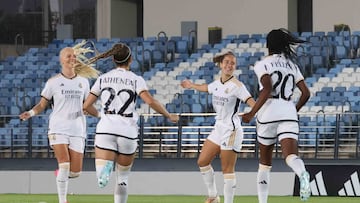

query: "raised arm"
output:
83 93 100 117
139 90 179 123
241 74 272 123
181 79 208 92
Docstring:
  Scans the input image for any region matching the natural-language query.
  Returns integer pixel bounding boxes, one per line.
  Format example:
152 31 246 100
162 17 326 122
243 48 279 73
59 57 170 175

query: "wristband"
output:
28 109 36 117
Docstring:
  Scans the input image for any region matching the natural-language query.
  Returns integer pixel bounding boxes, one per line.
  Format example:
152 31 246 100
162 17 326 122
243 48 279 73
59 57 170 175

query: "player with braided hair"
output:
83 43 179 203
242 28 311 202
19 41 99 203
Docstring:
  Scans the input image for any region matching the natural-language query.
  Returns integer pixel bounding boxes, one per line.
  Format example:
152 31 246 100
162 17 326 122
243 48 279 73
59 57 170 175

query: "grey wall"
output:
0 171 295 195
144 0 360 47
96 0 137 39
313 0 360 32
111 0 137 38
144 0 288 46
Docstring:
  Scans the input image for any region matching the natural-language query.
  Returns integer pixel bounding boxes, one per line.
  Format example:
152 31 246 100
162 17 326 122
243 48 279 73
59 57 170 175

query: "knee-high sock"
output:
286 154 306 177
257 164 271 203
223 173 236 203
114 163 132 203
57 162 70 203
199 165 217 198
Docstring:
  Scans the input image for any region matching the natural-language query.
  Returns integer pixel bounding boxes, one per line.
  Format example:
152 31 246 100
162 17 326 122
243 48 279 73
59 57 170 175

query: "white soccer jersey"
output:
41 74 90 138
208 76 252 130
254 54 304 122
90 68 148 139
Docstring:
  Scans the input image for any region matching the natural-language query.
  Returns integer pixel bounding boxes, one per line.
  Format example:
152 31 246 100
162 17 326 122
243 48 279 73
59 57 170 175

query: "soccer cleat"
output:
299 171 311 201
204 195 220 203
98 161 113 188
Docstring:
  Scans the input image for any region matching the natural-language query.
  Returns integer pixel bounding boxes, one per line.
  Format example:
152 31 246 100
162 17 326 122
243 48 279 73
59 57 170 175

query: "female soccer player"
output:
241 28 311 202
19 43 99 203
83 43 179 203
181 50 255 203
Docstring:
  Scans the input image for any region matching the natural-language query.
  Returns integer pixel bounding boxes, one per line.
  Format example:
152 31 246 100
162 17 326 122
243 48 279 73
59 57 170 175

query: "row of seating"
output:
1 31 360 141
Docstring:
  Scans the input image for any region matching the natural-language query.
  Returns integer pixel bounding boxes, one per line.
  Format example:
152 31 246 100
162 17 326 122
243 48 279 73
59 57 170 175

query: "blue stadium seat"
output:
176 40 189 54
191 103 203 113
312 55 325 69
335 45 348 59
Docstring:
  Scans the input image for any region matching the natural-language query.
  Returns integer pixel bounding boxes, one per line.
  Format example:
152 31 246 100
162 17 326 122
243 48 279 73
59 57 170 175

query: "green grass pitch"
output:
0 194 359 203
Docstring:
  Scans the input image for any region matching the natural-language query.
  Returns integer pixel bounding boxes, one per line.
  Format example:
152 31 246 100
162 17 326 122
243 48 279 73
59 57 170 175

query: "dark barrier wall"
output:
293 165 360 197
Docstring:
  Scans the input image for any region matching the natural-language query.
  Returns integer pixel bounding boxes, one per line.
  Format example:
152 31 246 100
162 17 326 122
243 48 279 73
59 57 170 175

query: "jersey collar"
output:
61 73 77 79
220 75 234 84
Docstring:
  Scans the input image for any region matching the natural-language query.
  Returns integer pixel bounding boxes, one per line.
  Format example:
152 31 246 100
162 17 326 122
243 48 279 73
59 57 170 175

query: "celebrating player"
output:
181 49 255 203
241 28 311 202
19 43 99 203
83 43 179 203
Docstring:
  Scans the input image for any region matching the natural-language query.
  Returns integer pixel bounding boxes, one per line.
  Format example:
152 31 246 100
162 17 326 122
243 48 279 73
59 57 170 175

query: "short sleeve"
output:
136 76 148 94
294 65 305 84
90 77 101 96
207 81 216 94
253 61 269 81
83 79 90 98
41 80 52 100
235 83 252 102
253 61 269 91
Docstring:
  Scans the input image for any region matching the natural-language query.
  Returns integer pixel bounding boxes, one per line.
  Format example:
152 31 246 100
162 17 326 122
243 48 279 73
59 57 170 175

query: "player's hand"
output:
180 80 192 89
168 114 179 123
241 111 255 123
19 111 31 121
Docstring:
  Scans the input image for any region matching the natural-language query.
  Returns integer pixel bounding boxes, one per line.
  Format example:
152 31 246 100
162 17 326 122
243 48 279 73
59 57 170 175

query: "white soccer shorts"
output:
256 120 299 145
48 134 85 153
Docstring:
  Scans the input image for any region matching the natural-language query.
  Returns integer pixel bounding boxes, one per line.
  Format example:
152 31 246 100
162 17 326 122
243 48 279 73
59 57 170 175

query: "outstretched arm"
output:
83 93 100 117
19 97 49 121
181 79 208 92
139 90 179 123
242 74 272 123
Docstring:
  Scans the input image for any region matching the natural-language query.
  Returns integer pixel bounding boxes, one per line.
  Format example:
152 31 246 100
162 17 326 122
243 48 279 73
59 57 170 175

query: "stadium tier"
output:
0 31 359 159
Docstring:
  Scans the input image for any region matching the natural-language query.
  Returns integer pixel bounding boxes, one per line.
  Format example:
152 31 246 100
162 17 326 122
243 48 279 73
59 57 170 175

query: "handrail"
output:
316 109 325 158
156 31 169 63
188 30 197 54
320 35 332 68
15 33 25 55
143 48 152 71
157 31 167 39
0 112 359 159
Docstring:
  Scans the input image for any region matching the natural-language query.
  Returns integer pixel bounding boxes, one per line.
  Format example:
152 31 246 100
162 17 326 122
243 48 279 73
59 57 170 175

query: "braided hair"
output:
89 43 132 66
266 28 306 61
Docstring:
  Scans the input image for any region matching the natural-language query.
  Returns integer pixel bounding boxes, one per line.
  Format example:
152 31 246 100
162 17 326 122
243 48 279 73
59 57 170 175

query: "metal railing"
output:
0 112 359 159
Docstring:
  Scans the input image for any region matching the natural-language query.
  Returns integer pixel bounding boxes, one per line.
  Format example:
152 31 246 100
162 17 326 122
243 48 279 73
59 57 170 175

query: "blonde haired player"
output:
19 41 99 203
83 43 179 203
181 50 255 203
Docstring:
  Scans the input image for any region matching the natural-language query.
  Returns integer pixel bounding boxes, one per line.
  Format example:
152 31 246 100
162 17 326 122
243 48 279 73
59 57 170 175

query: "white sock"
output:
285 154 306 177
257 164 271 203
199 165 217 198
223 173 236 203
114 164 132 203
56 162 70 203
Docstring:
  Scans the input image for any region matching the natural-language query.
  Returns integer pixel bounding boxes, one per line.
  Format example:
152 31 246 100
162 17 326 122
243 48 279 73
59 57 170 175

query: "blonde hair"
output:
72 40 100 79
